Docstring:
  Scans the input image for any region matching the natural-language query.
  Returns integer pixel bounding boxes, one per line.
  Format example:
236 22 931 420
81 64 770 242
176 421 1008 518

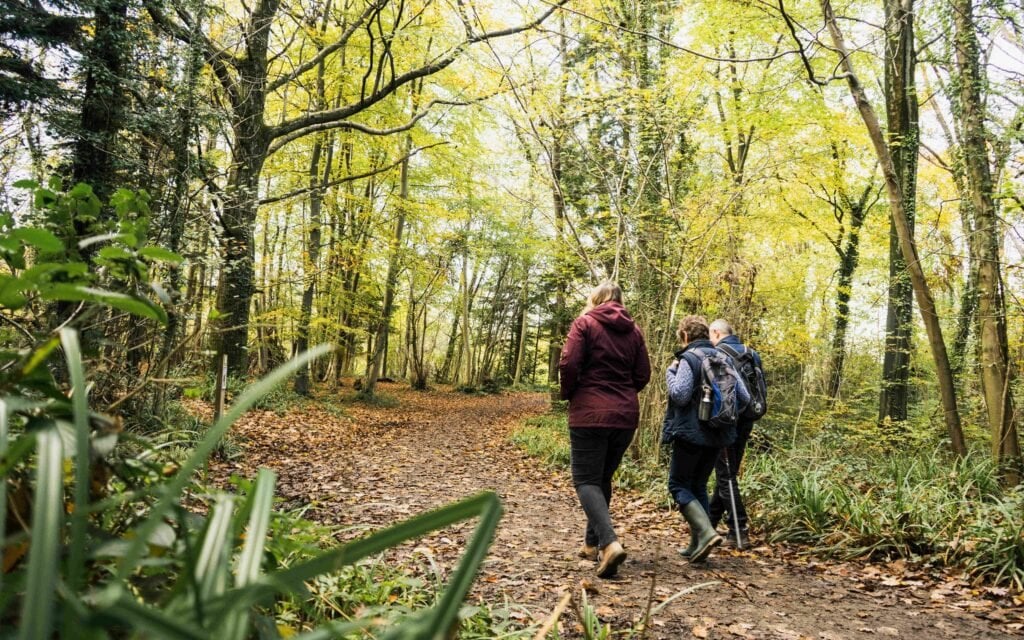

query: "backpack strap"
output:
680 350 703 403
716 342 744 360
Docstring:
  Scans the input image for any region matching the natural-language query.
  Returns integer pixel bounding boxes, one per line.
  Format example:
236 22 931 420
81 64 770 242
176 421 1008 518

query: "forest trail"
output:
209 387 1022 639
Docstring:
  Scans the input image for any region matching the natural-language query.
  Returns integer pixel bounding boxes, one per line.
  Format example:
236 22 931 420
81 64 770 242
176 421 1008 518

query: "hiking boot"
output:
681 502 721 563
722 530 750 549
596 541 626 578
578 543 599 560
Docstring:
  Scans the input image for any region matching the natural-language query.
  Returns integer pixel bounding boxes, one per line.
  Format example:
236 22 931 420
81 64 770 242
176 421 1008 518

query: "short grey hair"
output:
710 318 733 335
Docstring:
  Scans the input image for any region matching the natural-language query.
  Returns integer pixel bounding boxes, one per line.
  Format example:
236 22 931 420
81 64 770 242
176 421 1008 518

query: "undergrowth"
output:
512 412 1024 591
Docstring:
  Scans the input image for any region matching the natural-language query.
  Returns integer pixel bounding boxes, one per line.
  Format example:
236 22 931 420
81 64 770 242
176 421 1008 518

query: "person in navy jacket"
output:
709 318 763 548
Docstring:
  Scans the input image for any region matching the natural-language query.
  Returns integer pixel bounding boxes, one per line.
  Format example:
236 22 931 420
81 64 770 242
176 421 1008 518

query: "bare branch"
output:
268 1 383 92
269 0 569 142
259 142 446 206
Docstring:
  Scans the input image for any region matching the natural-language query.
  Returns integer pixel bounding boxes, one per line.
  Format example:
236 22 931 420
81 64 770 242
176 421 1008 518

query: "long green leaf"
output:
40 284 168 324
221 469 276 640
203 491 500 620
0 400 8 598
402 492 502 640
116 345 332 579
61 329 91 598
94 587 208 640
18 428 64 640
195 495 234 606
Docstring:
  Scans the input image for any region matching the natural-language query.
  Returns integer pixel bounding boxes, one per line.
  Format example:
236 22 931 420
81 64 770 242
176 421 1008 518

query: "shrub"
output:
1 337 511 638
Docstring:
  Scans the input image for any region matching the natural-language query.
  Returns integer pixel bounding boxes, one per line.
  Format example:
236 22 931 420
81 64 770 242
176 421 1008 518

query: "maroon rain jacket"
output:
558 301 652 428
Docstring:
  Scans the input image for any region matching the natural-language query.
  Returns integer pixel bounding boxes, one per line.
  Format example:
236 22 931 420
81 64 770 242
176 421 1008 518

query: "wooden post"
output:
214 354 228 421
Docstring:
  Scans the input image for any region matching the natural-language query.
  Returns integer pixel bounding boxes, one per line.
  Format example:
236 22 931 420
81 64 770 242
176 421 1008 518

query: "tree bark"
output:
827 196 870 401
820 0 966 455
364 137 410 396
951 0 1021 480
877 0 918 429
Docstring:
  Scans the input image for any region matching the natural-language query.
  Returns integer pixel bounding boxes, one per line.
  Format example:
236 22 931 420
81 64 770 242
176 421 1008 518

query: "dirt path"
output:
210 387 1022 639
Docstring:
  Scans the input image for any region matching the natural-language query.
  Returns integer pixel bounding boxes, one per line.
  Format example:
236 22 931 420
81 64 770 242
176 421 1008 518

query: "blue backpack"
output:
682 348 743 430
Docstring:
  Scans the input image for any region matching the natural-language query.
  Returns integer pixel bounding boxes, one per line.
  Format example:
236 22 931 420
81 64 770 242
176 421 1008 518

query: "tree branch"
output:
268 0 569 142
267 1 383 92
259 142 446 206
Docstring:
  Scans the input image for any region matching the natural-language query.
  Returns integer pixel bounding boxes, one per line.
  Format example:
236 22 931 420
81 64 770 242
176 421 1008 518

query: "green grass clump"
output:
513 412 1024 590
512 414 571 467
745 444 1024 590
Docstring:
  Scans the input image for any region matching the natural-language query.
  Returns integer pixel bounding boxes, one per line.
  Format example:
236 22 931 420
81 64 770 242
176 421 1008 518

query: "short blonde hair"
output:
677 315 709 344
582 281 623 314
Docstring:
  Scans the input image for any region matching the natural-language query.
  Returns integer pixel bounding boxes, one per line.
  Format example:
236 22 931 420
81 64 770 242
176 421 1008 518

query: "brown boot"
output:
596 541 626 578
578 544 598 560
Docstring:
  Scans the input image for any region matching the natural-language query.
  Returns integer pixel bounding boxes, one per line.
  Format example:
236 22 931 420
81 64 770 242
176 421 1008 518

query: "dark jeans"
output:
667 438 719 512
570 427 635 548
709 423 751 532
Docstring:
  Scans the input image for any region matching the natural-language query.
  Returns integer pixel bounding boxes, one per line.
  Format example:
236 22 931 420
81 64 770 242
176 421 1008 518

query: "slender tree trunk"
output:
820 0 966 455
952 0 1021 481
364 137 410 396
512 282 529 386
547 16 569 395
827 206 866 400
877 0 918 429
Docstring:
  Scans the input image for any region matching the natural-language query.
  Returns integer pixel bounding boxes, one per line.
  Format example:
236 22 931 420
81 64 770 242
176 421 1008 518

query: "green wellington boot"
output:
681 502 722 563
678 527 698 558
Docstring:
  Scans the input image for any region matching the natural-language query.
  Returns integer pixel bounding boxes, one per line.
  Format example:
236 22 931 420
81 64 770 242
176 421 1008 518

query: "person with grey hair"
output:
708 319 766 549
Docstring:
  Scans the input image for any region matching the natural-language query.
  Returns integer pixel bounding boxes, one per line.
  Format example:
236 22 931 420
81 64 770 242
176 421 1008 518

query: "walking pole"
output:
722 446 743 549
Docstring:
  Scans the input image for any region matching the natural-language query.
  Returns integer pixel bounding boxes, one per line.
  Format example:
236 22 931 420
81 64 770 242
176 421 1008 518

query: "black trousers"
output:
708 422 752 532
569 427 635 548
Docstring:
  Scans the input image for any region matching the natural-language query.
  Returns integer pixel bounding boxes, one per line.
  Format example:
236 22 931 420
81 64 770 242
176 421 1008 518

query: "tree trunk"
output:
827 204 867 401
71 0 129 203
820 0 966 455
512 282 529 386
547 17 569 394
211 0 277 377
877 0 918 429
364 138 410 396
951 0 1021 481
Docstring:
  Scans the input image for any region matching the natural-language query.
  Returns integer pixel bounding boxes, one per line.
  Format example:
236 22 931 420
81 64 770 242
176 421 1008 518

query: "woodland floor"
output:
208 386 1024 639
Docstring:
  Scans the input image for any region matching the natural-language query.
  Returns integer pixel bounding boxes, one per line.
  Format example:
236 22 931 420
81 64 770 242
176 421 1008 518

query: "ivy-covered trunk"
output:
952 0 1021 482
877 0 918 430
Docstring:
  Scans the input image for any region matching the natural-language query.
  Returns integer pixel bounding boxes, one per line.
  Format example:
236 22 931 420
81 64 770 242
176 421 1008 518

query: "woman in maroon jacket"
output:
559 282 651 578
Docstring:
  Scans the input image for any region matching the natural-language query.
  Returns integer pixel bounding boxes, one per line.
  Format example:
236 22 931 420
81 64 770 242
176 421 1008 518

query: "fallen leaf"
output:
692 626 709 638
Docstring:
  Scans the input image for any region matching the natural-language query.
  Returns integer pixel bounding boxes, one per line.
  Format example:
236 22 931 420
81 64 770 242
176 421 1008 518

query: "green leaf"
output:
12 228 63 253
60 330 91 602
0 275 28 309
21 336 60 377
0 400 10 598
18 428 63 640
68 183 94 199
202 491 500 622
195 495 234 606
139 246 184 265
382 492 502 640
220 469 276 640
92 587 208 640
13 179 38 189
97 246 133 262
40 284 168 324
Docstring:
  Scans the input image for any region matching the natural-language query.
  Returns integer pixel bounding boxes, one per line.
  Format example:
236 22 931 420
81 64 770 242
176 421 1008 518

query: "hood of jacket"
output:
586 301 636 333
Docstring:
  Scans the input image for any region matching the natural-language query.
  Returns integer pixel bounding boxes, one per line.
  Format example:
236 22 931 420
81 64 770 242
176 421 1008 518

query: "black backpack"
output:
681 348 744 430
717 342 767 420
